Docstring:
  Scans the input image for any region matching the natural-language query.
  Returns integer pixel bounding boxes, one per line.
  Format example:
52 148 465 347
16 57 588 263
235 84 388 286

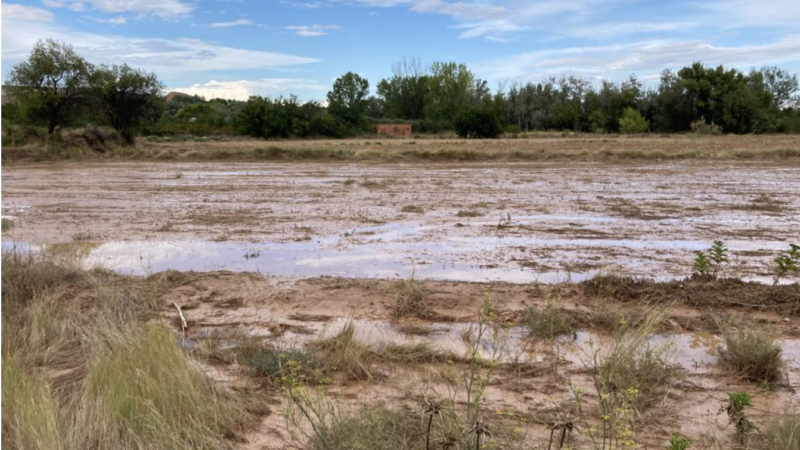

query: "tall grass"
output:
761 413 800 450
310 319 373 380
1 356 63 450
1 249 256 449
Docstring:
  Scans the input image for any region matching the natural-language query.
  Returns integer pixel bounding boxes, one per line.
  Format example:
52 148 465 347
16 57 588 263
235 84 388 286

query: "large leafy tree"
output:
424 62 477 128
91 64 164 144
8 39 93 134
327 72 369 126
376 57 428 120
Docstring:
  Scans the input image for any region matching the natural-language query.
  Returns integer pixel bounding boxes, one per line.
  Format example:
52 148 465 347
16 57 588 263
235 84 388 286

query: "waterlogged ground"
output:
156 272 800 449
3 160 799 282
3 155 800 449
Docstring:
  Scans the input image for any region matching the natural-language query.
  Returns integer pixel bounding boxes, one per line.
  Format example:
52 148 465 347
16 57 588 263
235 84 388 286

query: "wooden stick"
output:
173 302 187 337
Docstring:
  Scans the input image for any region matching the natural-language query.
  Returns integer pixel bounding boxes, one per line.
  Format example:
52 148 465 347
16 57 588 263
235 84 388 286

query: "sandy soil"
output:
149 271 800 450
3 160 799 282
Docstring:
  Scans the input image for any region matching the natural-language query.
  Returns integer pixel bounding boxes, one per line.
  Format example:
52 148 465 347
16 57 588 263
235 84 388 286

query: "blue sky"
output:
2 0 799 101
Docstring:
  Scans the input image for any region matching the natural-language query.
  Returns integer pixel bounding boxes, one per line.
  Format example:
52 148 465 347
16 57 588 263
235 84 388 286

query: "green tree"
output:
453 108 503 138
758 66 799 109
618 107 649 133
376 57 428 120
8 39 93 134
424 61 477 128
327 72 369 126
91 64 163 144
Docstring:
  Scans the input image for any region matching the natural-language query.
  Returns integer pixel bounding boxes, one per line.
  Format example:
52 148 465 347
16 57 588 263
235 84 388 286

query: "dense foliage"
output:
454 108 503 138
4 39 800 144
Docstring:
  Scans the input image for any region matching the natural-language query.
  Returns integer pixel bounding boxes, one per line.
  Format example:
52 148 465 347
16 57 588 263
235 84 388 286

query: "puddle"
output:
4 224 793 284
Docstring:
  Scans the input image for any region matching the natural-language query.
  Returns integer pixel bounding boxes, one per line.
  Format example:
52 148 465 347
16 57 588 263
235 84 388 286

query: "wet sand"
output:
3 160 799 282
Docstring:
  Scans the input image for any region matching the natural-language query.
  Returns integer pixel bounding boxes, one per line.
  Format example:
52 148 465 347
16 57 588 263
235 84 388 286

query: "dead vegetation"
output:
583 275 800 315
6 134 800 163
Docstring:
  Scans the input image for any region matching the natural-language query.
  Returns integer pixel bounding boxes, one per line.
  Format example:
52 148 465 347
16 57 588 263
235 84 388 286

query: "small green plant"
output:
774 244 800 284
1 218 14 232
692 251 710 277
692 241 729 278
722 392 757 444
668 432 692 450
246 347 319 385
720 326 783 384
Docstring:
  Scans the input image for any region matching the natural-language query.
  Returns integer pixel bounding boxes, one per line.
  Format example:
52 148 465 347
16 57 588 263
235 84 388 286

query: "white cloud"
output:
41 0 192 18
209 19 252 27
3 3 54 22
285 24 340 37
476 35 800 82
691 0 800 28
87 15 128 25
280 0 331 8
171 78 327 101
1 18 319 75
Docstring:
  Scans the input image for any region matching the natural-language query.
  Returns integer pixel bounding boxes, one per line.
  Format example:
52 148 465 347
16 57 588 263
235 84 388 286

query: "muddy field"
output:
2 142 800 449
3 160 799 282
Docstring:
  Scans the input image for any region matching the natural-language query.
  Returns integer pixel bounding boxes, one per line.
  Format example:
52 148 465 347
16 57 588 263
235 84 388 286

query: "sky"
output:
2 0 799 102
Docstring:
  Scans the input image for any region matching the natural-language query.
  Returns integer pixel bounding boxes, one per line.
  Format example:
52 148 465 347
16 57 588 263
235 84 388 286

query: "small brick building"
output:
370 123 412 137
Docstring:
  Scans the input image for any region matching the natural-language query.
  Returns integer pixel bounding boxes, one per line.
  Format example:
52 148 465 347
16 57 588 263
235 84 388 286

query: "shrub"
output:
246 347 319 385
454 108 503 139
690 117 722 135
594 309 679 409
522 299 574 339
618 107 649 134
720 327 783 384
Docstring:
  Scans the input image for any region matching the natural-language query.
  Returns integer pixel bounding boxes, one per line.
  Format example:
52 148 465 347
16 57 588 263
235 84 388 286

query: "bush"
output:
454 108 503 139
690 117 722 135
618 107 649 134
720 327 783 384
522 299 574 339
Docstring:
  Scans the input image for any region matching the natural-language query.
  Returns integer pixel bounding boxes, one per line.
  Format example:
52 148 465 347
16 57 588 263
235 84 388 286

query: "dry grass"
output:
309 319 373 380
582 275 800 315
1 249 258 449
6 134 800 163
590 307 681 410
392 274 432 319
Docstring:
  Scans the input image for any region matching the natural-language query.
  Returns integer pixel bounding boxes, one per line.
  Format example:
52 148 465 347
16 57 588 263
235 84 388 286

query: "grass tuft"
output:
761 413 800 450
521 299 574 339
309 319 372 380
392 275 432 319
720 326 783 384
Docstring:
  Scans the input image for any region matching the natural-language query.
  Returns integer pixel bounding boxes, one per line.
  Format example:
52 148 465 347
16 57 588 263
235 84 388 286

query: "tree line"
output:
3 39 799 144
